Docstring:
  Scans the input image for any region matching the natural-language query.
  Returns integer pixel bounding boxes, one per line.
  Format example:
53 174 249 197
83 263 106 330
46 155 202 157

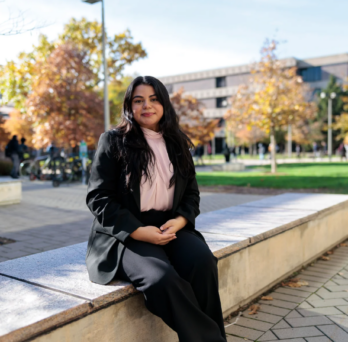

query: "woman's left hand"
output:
160 216 188 235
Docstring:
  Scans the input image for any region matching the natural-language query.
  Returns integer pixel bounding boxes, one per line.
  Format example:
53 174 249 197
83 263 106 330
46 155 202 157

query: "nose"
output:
143 100 151 109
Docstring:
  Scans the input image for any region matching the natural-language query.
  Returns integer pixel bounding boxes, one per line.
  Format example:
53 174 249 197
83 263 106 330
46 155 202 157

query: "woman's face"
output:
132 84 164 132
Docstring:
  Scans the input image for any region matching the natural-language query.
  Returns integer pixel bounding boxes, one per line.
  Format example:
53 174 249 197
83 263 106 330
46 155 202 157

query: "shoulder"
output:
97 130 120 150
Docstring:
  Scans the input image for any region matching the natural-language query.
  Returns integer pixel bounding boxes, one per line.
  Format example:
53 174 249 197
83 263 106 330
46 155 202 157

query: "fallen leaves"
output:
321 256 330 261
282 278 309 288
338 272 345 276
340 243 348 247
248 304 260 315
326 251 333 255
261 296 273 301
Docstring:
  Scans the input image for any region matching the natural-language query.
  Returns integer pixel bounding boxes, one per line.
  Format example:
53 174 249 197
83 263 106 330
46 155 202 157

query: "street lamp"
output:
82 0 110 132
320 91 336 161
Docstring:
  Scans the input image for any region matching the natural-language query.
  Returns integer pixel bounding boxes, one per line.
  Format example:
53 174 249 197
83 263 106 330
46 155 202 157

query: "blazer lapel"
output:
172 175 184 213
131 181 141 212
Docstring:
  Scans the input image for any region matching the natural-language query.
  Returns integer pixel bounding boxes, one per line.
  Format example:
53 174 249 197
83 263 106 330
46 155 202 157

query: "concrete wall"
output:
26 201 348 342
172 78 216 92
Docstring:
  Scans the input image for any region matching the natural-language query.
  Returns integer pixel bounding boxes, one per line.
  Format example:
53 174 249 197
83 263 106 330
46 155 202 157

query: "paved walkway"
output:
0 180 267 262
224 243 348 342
195 157 343 171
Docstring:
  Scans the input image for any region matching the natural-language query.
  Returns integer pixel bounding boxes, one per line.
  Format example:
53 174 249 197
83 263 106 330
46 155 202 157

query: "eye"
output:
151 98 158 102
134 99 143 104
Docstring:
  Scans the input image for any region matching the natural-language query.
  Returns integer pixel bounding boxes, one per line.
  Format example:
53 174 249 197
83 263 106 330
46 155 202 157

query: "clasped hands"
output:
130 216 188 245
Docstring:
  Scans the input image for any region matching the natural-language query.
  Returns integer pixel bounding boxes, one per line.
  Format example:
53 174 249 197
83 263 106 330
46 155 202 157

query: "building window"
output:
298 67 322 82
165 84 173 94
216 77 226 88
216 97 228 108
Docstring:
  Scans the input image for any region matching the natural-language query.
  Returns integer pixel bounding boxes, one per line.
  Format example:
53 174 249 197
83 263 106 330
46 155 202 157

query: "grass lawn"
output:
196 163 348 193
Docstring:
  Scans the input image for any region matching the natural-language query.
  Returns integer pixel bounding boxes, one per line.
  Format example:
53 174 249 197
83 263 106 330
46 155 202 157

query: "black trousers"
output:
116 210 227 342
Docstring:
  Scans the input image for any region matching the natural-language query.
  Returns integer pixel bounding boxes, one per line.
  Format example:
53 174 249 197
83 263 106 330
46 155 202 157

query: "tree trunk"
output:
270 127 277 173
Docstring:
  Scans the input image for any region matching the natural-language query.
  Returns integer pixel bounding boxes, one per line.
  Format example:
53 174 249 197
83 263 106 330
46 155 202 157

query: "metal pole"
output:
328 98 332 161
102 0 110 131
288 124 292 158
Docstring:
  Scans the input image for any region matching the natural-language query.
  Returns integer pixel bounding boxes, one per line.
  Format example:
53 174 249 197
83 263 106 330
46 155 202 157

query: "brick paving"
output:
224 243 348 341
0 180 267 262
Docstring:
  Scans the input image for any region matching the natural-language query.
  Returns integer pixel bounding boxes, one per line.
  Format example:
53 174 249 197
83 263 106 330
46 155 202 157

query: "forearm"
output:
174 215 188 231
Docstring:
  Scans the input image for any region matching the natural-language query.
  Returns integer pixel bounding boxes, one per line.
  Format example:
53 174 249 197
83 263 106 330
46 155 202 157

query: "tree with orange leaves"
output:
26 43 104 149
171 89 219 146
4 109 34 147
0 116 9 151
224 40 317 173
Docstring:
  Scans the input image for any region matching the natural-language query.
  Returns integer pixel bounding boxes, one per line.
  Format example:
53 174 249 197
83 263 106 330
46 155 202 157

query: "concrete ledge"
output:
212 162 245 171
0 177 21 206
0 193 348 342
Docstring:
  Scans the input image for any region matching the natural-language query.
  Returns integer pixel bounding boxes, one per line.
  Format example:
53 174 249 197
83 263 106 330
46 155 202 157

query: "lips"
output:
142 113 154 117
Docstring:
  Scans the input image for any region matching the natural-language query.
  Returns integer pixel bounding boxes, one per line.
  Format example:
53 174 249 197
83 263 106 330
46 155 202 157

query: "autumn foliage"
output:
171 89 219 145
224 40 317 172
0 18 147 149
0 116 9 151
3 109 34 147
25 44 104 148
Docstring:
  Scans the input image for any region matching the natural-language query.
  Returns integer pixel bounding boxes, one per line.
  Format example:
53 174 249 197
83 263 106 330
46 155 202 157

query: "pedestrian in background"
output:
86 76 226 342
296 144 301 159
258 143 264 160
223 143 230 163
18 138 29 162
195 144 204 165
6 135 20 179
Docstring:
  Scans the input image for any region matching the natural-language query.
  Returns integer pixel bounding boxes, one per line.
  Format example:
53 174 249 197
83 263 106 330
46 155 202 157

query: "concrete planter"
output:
0 177 21 206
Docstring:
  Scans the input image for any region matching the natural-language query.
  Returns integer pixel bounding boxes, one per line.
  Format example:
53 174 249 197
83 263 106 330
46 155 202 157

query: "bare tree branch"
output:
0 1 50 36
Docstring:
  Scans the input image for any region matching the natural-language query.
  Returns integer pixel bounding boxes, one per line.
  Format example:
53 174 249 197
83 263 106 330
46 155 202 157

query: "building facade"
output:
159 53 348 153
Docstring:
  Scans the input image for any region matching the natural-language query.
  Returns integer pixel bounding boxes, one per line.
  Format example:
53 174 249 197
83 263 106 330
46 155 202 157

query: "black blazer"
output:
85 131 202 285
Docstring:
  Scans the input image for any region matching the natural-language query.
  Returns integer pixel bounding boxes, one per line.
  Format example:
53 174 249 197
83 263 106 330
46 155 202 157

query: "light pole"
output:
320 91 336 161
82 0 110 132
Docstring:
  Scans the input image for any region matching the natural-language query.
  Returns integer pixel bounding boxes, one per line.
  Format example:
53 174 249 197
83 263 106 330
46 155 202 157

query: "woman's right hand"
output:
130 226 177 245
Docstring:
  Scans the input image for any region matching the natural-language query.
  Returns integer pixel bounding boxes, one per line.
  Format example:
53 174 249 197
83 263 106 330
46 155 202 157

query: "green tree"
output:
317 75 344 121
59 18 146 86
317 76 344 150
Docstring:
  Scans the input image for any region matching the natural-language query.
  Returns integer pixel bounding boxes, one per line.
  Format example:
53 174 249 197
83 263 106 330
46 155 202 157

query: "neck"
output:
141 125 160 132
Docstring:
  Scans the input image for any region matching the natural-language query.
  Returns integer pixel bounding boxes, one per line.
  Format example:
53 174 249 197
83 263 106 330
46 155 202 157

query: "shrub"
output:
0 158 12 176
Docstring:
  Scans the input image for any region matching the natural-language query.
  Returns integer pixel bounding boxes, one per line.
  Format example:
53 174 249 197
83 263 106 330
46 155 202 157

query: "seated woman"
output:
86 76 226 342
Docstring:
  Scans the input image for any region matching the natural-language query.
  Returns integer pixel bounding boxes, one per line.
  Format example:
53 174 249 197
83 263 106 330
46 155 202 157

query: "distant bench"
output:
0 177 21 206
1 193 348 342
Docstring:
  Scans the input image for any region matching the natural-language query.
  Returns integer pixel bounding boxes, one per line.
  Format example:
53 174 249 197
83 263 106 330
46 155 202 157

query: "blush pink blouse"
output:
140 127 175 212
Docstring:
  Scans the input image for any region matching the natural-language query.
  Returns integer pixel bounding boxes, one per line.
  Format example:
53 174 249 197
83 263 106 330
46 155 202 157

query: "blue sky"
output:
0 0 347 77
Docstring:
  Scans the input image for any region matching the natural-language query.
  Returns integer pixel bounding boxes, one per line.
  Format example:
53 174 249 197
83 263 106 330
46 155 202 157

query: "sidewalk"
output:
225 244 348 341
195 156 343 169
0 180 267 262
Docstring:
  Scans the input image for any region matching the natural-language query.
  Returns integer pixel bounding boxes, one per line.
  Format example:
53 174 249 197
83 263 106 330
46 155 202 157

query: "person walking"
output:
86 76 226 342
18 137 29 162
222 143 230 163
6 135 20 179
296 144 301 159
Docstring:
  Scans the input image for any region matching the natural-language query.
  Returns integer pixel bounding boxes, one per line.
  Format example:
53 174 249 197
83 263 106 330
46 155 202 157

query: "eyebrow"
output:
132 94 157 99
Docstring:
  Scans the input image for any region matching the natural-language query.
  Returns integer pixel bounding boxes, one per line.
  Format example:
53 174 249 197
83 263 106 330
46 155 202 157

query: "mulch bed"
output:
199 185 336 195
0 237 15 246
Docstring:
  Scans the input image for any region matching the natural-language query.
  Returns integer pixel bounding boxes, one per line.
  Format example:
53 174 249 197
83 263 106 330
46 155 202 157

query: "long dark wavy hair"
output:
111 76 195 191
